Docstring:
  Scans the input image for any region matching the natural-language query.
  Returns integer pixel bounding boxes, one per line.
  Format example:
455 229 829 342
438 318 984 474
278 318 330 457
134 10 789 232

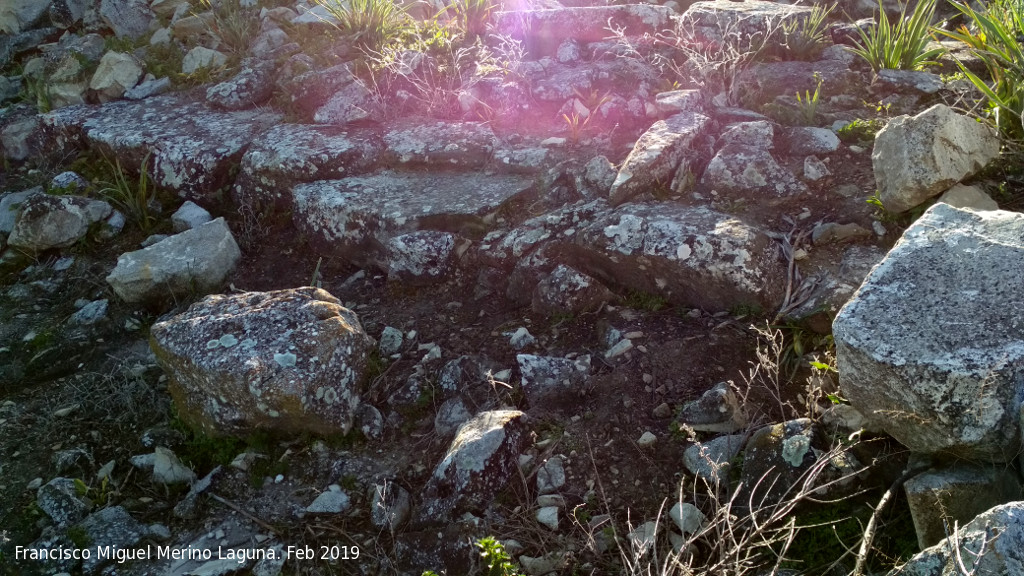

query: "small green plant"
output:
143 42 185 83
562 111 589 145
195 0 259 59
73 475 113 506
795 72 823 125
837 117 887 143
312 0 411 53
440 0 495 40
95 152 157 234
21 76 52 112
625 289 669 312
476 537 522 576
66 525 92 549
780 3 836 61
847 0 945 72
937 0 1024 138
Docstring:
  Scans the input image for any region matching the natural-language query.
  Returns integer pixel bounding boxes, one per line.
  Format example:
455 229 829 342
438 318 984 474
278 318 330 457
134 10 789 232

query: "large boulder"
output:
834 204 1024 462
7 193 113 251
873 104 1000 213
891 502 1024 576
608 111 713 206
43 94 281 200
150 287 376 436
416 410 529 524
106 217 241 305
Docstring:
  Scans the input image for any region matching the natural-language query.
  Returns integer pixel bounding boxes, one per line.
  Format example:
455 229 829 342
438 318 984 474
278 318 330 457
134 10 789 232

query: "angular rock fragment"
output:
106 218 241 305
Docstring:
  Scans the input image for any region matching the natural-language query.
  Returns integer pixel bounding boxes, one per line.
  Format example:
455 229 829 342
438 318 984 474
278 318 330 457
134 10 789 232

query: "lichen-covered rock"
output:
293 171 535 263
719 121 774 149
99 0 153 39
566 202 785 312
904 464 1022 549
435 396 473 436
834 204 1024 462
278 62 357 119
891 502 1024 576
609 111 713 206
7 193 113 251
385 231 456 283
75 506 146 574
493 4 674 56
701 143 807 203
531 264 613 315
106 217 241 305
779 126 841 156
655 89 705 115
313 80 377 125
0 187 41 236
874 104 1000 213
50 171 90 194
233 123 381 209
517 354 591 407
738 419 833 508
44 94 280 200
206 62 275 110
416 410 528 524
37 477 90 527
679 0 812 50
383 121 498 168
150 287 376 436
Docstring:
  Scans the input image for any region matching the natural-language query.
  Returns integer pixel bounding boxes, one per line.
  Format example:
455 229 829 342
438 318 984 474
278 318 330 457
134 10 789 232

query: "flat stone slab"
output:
43 94 280 200
566 202 785 312
834 203 1024 462
292 171 536 262
233 123 381 209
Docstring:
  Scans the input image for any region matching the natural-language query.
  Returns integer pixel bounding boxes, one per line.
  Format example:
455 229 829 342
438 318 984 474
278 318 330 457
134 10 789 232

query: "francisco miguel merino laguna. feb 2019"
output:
14 543 360 564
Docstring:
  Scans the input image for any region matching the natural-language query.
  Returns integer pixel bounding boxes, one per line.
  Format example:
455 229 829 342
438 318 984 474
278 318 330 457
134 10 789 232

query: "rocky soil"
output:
3 0 1024 575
